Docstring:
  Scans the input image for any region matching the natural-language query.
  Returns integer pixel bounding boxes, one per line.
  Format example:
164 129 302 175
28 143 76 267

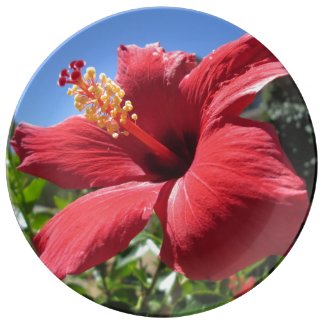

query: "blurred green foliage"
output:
6 76 316 316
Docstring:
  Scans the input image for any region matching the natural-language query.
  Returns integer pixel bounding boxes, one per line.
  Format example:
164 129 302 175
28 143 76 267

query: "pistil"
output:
57 60 183 167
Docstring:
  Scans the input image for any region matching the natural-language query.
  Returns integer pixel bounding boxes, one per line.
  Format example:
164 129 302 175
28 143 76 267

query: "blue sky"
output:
13 7 244 127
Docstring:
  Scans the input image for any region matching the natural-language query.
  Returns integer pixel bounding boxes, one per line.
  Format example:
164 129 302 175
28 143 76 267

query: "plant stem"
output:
139 260 163 313
95 263 110 299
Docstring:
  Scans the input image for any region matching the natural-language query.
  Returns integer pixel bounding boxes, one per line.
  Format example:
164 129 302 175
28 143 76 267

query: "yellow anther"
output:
123 103 133 112
110 109 117 118
66 64 138 139
86 67 96 79
85 106 96 115
75 94 88 104
112 85 118 93
67 85 79 96
105 85 114 96
94 86 104 99
99 73 107 82
97 116 108 128
90 100 99 110
85 113 97 122
88 85 95 93
124 101 133 111
74 101 84 111
113 96 122 105
100 94 108 101
119 89 125 98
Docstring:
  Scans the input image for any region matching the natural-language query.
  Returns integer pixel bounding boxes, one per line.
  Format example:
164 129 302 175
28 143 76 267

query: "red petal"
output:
33 181 163 279
11 116 162 189
116 43 197 157
179 34 288 132
155 116 309 280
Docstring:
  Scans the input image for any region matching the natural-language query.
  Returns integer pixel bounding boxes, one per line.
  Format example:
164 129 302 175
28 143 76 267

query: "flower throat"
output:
58 60 184 168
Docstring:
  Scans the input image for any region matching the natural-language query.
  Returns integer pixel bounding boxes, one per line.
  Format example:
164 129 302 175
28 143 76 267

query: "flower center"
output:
57 60 184 167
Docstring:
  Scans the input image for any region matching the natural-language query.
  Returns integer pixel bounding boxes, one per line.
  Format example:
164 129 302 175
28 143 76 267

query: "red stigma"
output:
71 70 81 81
75 60 86 69
57 59 86 87
60 69 69 77
69 60 77 69
57 77 66 87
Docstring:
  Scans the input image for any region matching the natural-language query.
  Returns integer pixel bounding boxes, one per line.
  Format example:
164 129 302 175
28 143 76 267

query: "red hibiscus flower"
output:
11 34 309 281
228 274 255 297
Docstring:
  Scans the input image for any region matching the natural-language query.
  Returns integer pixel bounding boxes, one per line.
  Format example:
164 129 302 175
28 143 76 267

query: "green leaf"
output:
193 292 221 304
132 230 162 246
23 178 46 203
66 283 88 296
112 261 137 278
181 281 193 295
7 151 20 167
219 279 231 297
7 184 19 206
113 288 138 305
104 278 124 291
53 195 71 210
30 212 52 231
191 280 210 292
147 300 162 313
132 267 148 287
115 244 149 269
241 258 266 275
173 293 226 316
103 300 132 311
